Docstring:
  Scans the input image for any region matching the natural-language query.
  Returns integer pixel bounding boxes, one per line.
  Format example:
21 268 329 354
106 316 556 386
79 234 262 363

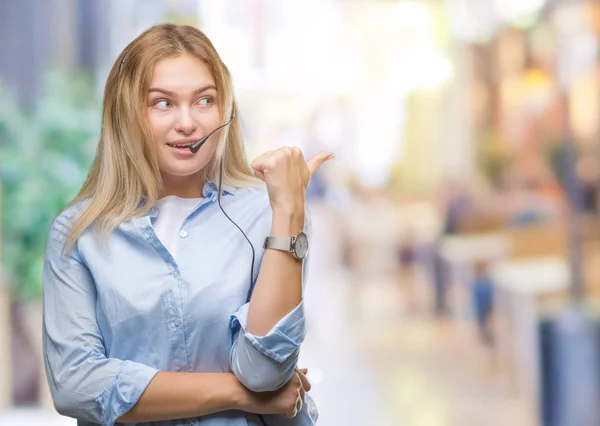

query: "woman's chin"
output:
160 159 207 178
164 166 204 178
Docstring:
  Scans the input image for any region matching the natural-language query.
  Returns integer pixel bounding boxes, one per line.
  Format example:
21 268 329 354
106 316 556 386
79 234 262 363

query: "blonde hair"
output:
64 24 258 250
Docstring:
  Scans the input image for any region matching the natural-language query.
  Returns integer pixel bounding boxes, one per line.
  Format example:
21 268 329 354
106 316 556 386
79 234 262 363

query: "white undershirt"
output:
153 195 202 258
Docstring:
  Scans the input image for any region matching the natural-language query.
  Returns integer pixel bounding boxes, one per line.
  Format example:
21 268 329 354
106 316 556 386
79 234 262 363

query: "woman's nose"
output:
174 108 197 135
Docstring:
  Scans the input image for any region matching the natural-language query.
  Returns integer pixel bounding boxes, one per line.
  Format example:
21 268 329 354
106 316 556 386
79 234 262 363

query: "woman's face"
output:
147 54 221 186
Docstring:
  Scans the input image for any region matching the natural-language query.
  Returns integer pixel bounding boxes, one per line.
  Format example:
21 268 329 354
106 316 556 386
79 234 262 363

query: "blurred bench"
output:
455 210 506 235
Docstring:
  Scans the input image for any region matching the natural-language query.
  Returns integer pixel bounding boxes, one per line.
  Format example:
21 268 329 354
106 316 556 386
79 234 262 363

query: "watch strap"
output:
263 236 294 252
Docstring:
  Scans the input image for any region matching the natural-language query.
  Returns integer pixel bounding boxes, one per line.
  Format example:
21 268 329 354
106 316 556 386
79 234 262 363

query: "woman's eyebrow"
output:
148 85 217 96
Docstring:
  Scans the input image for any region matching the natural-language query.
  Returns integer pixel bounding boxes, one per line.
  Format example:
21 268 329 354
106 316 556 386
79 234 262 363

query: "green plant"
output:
1 70 100 301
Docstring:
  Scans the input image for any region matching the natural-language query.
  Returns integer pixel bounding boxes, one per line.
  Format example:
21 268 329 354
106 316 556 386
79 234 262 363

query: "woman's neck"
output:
161 174 205 199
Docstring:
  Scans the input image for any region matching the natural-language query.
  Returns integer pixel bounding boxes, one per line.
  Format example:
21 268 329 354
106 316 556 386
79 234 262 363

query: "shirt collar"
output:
136 180 237 218
202 180 237 198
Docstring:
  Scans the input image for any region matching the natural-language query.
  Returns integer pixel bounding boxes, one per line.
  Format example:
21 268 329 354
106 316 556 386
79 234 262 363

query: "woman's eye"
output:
154 99 171 109
198 97 212 107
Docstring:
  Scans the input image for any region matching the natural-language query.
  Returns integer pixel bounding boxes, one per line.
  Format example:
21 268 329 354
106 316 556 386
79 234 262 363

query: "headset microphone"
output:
189 109 236 153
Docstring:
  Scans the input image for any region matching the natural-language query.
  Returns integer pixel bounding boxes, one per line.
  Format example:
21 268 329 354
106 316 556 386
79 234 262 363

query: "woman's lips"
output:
167 142 193 148
166 143 195 157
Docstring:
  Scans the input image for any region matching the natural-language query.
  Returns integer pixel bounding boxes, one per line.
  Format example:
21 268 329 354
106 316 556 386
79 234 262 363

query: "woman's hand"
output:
251 147 333 213
242 368 312 418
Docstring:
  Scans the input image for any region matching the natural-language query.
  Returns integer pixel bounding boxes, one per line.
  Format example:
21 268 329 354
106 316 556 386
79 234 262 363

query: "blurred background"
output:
2 0 600 425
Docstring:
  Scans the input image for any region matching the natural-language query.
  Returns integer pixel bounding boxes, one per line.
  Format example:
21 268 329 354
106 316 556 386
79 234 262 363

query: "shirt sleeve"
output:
229 205 311 392
42 211 159 426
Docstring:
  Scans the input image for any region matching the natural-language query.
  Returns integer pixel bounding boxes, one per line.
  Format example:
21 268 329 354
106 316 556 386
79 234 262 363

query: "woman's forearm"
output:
117 371 246 423
247 204 305 336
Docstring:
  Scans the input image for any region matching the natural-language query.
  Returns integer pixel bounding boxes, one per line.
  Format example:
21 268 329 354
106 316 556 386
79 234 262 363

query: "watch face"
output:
294 232 309 259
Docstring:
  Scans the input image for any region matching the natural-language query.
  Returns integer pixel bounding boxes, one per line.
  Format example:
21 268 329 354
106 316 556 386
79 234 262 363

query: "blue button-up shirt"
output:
42 182 318 426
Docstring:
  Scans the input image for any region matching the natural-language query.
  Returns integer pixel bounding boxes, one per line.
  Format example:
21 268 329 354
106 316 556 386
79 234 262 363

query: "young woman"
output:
42 23 331 426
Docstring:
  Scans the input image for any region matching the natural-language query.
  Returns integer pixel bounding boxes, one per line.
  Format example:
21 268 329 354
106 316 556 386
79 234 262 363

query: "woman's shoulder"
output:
49 199 90 242
55 199 89 223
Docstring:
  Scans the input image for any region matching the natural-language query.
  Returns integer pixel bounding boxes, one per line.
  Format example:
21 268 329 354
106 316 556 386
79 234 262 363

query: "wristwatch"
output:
263 231 309 260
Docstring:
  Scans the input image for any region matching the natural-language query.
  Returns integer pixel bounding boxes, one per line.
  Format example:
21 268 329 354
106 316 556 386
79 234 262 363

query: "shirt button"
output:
172 270 180 278
179 230 188 238
174 319 181 327
188 420 195 426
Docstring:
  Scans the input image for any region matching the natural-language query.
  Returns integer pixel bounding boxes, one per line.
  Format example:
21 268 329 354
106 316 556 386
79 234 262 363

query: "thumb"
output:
306 152 334 177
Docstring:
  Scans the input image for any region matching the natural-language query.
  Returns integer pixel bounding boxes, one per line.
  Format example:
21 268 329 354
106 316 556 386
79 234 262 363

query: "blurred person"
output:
572 154 600 215
441 180 471 235
431 243 449 317
42 24 333 426
430 182 472 317
395 229 419 314
470 261 494 346
396 230 417 272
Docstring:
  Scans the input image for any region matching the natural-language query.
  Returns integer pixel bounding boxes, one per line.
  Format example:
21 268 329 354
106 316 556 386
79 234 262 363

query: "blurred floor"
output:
304 298 531 426
0 202 534 426
300 202 534 426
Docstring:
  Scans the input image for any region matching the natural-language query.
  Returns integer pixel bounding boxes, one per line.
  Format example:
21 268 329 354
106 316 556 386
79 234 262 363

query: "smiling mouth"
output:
167 142 193 149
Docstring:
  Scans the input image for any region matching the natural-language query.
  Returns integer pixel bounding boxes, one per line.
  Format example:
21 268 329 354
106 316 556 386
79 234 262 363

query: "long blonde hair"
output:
65 24 257 250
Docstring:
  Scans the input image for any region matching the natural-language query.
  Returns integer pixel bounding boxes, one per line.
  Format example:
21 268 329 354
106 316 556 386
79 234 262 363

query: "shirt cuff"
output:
95 360 160 426
230 301 306 363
